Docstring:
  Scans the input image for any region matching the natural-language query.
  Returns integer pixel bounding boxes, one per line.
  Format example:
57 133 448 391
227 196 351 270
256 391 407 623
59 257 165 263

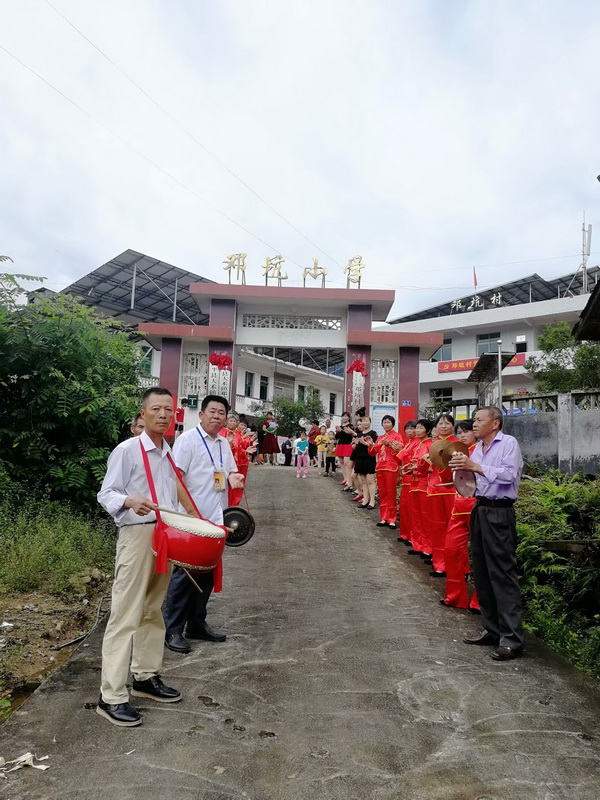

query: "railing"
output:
425 391 600 418
138 374 159 389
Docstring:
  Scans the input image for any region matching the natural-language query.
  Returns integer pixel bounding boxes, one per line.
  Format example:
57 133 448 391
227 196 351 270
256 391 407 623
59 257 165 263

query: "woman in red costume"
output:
440 419 480 611
427 413 458 577
365 414 404 528
406 419 434 557
231 420 256 506
395 421 418 543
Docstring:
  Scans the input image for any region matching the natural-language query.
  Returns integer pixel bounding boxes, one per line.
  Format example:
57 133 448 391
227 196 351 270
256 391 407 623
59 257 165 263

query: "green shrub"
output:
0 498 115 595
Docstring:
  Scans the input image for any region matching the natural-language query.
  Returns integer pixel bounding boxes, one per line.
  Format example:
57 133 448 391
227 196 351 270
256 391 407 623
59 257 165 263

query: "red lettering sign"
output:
437 352 526 373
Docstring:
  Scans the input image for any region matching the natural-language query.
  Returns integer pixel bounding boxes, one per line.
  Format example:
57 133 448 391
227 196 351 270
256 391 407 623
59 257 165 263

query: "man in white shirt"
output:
163 394 244 653
96 387 196 727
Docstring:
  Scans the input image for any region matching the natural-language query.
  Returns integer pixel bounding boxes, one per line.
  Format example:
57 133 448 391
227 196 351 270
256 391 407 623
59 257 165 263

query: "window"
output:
329 393 336 415
515 335 527 354
244 371 254 398
430 387 453 408
431 337 452 362
476 332 501 357
297 384 305 402
259 375 269 401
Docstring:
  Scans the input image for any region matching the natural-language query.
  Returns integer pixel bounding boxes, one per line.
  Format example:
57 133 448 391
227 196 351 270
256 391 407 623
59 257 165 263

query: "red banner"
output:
437 353 526 373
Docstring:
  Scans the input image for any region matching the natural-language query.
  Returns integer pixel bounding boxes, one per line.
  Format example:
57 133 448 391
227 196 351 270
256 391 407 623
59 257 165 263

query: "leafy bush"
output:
0 274 142 509
0 496 115 595
516 473 600 679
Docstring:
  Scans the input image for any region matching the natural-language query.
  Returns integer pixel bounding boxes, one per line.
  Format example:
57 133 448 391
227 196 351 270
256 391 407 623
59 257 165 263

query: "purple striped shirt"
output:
471 431 523 500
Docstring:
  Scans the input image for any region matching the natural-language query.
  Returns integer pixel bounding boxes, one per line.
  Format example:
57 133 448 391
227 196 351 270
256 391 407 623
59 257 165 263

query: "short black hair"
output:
201 394 230 413
478 405 503 430
416 418 434 434
131 412 142 426
312 419 319 425
436 412 455 426
180 398 188 406
382 414 396 426
404 419 417 430
356 406 366 417
455 419 474 433
142 387 172 406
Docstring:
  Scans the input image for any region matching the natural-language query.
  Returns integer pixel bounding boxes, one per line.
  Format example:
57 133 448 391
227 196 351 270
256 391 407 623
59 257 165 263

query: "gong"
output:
223 506 256 548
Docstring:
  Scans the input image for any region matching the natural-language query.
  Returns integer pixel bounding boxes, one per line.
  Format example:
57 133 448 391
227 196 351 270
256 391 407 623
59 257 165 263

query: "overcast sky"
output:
2 0 600 319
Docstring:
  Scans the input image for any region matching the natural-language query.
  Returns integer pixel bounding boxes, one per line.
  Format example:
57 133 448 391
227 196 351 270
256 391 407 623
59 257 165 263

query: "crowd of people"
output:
96 390 523 728
328 405 524 665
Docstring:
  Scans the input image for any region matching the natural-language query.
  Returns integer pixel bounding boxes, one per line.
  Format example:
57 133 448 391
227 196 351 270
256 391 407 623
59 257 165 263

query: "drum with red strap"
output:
157 508 227 570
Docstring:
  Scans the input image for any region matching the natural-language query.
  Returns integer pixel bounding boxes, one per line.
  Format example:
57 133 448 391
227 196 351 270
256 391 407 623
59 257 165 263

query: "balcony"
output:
235 395 272 415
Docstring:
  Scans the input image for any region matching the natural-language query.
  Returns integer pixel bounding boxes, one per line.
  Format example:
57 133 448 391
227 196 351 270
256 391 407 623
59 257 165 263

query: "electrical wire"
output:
0 42 308 271
43 0 344 268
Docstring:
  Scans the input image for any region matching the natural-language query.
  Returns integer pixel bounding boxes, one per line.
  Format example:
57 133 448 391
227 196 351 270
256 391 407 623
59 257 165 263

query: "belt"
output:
476 497 515 508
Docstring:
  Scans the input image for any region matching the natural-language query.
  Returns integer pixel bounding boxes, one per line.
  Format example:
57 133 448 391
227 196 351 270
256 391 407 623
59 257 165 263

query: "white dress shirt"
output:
173 425 237 525
97 431 178 527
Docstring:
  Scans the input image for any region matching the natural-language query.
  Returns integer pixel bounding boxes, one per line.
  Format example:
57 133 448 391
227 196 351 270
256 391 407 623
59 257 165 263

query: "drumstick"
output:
181 567 203 595
156 506 235 534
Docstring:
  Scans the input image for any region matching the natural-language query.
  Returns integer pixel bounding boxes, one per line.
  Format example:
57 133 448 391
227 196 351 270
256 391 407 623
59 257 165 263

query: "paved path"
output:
2 466 600 800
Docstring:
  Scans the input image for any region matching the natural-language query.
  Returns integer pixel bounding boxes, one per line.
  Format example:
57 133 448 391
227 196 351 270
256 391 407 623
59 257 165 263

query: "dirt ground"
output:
0 588 110 714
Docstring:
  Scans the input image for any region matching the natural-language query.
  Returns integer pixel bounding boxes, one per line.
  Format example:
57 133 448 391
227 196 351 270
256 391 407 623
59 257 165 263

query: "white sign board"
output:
370 404 398 435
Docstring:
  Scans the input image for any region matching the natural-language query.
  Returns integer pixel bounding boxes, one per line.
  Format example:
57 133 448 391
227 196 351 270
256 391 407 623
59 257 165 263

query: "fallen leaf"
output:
213 766 225 775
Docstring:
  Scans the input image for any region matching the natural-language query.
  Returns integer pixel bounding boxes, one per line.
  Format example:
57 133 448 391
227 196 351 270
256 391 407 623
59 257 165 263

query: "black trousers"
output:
325 456 336 474
470 504 523 649
163 566 213 635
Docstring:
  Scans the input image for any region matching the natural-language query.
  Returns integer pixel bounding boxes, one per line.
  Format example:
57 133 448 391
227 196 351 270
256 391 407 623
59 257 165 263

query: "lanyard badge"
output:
197 427 227 492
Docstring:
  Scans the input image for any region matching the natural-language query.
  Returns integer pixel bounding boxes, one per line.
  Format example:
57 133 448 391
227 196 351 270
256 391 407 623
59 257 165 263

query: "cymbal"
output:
429 439 452 470
453 468 476 497
441 440 470 468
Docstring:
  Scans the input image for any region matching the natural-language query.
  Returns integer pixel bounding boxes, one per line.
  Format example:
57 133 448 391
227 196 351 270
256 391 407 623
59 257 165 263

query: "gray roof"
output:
390 266 600 323
61 249 214 326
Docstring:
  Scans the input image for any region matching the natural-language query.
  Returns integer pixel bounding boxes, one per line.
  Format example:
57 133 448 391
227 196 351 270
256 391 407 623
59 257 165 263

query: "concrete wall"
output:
572 409 600 474
503 413 559 470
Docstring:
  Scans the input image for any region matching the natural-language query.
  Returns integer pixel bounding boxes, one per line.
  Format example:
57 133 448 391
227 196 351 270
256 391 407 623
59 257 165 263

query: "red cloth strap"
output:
138 439 224 589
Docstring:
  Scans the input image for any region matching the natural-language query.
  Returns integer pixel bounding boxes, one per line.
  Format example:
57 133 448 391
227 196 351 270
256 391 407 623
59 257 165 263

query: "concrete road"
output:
2 465 600 800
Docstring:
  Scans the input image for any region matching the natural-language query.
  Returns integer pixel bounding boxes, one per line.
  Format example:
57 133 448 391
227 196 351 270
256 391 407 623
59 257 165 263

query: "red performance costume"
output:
369 430 404 525
397 437 419 541
442 444 480 610
408 437 433 554
427 435 457 572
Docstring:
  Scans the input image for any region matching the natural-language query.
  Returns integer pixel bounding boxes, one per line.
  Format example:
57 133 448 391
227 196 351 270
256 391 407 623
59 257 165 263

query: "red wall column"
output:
398 347 420 432
159 338 182 397
345 305 373 413
209 340 235 407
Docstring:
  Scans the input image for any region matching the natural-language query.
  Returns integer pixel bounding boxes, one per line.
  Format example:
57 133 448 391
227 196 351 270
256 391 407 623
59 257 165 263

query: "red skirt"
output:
335 444 353 457
261 433 280 454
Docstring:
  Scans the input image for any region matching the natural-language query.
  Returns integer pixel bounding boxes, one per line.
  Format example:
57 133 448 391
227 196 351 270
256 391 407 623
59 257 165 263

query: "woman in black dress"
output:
351 416 378 509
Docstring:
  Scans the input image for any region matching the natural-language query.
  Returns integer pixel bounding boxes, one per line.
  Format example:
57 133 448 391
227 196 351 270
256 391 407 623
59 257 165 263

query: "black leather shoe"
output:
131 675 182 703
407 549 420 555
376 521 388 527
429 570 446 578
165 632 191 653
96 698 142 727
388 523 397 529
491 646 523 661
186 623 226 642
463 630 500 646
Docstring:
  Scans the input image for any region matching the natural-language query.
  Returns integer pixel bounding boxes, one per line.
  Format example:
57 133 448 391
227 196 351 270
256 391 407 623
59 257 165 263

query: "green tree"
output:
0 273 142 507
255 388 325 437
527 321 600 393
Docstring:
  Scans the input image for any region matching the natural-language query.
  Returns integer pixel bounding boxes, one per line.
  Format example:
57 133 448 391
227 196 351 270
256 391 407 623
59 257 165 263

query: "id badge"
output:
213 471 226 492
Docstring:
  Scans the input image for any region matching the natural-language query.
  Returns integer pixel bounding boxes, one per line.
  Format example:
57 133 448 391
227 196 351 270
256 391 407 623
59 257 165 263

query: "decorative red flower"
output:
209 353 232 371
346 359 367 376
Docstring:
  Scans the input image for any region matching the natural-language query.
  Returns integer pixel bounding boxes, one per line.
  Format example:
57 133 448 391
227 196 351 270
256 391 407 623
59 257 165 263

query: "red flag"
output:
473 266 478 290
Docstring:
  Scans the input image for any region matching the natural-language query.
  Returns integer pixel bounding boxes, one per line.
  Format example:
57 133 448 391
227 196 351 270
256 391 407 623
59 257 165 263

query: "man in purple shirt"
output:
449 406 524 660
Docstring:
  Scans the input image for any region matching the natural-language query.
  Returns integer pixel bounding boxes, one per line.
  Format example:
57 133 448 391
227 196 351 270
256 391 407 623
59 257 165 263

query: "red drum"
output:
154 509 227 571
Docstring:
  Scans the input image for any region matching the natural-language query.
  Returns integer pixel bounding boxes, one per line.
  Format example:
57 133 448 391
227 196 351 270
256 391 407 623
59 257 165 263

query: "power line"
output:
0 41 310 271
43 0 344 268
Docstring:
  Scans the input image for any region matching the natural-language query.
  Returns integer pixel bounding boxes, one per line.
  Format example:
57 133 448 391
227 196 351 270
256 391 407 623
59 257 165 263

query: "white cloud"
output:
1 0 600 318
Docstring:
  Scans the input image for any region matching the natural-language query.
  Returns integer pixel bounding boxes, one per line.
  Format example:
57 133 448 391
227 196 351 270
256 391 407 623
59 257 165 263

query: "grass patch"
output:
0 498 115 596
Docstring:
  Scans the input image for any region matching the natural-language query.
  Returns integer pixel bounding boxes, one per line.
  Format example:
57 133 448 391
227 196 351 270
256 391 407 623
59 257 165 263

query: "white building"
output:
377 269 598 419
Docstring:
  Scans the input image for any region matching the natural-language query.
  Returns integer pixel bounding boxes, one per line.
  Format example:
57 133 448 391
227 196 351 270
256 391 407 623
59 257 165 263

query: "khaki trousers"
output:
100 523 172 704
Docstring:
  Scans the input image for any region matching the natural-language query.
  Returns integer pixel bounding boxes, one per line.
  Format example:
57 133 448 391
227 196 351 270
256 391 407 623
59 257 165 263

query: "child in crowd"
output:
315 425 328 474
296 431 310 478
324 431 337 476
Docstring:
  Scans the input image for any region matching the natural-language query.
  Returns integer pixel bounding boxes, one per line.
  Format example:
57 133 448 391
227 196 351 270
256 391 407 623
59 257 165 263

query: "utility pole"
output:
497 339 503 410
